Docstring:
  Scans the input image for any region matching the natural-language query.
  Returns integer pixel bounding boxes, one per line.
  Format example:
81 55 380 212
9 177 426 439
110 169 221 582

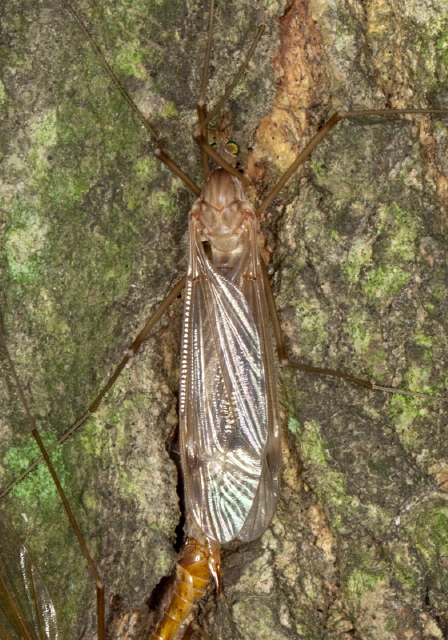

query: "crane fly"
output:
1 0 448 638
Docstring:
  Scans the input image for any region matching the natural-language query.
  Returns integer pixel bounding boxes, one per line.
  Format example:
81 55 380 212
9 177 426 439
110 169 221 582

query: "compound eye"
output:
225 140 239 155
211 140 239 155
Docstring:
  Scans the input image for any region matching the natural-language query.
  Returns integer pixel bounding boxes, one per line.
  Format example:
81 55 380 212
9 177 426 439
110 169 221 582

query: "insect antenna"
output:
193 0 265 183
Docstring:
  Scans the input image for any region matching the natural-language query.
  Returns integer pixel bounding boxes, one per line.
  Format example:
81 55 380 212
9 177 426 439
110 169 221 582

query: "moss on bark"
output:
0 0 447 639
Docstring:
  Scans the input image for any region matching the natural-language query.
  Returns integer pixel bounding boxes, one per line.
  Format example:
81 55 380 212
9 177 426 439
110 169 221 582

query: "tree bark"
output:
0 0 447 639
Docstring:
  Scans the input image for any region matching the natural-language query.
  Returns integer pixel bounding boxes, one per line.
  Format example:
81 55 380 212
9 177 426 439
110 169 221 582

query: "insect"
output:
1 0 448 638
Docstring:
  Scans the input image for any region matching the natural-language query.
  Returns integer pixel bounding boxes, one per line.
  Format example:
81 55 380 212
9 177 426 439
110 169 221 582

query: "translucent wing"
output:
180 212 281 544
0 512 59 640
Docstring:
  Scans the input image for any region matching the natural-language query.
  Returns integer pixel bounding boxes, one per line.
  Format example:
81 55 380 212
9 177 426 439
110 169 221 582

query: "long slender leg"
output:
0 276 186 498
62 0 202 197
255 107 448 400
194 23 265 139
192 22 265 185
62 0 159 145
0 326 106 640
256 109 448 215
261 262 447 400
196 0 215 179
62 0 263 191
154 149 201 195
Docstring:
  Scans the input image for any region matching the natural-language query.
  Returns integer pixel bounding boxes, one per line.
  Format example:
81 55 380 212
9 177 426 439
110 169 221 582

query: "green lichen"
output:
295 300 329 352
114 39 148 78
343 240 373 284
6 437 68 509
345 308 371 354
363 265 411 301
30 110 58 155
133 156 157 179
376 202 419 261
149 189 177 215
436 28 448 68
5 221 49 281
287 416 301 436
408 506 448 565
310 157 328 179
389 394 430 451
232 601 291 640
351 202 421 301
413 331 436 348
385 543 421 589
345 567 387 602
297 420 357 532
159 100 179 118
0 78 7 107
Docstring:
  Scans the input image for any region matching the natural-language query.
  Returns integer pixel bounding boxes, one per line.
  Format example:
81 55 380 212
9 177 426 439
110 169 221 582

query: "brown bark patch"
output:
248 0 329 181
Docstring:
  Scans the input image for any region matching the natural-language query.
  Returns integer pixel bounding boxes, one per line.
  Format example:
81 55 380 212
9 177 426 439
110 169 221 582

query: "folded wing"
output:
0 512 59 640
180 214 281 544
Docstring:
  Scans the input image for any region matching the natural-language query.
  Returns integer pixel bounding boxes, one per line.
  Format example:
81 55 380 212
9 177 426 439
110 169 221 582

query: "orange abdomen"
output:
149 537 220 640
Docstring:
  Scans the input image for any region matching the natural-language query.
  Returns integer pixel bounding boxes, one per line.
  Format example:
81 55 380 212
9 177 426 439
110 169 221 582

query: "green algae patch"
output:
341 538 423 638
0 78 7 107
233 600 293 640
376 203 419 260
343 241 373 284
149 189 178 216
339 200 421 308
5 436 69 509
345 566 388 604
114 39 148 79
385 542 422 591
134 156 159 180
413 331 437 349
287 416 301 437
436 27 448 68
159 100 179 119
5 220 49 281
345 307 371 354
408 505 448 564
297 420 357 532
294 300 330 355
342 201 420 303
310 157 328 180
362 265 410 301
389 394 431 452
397 502 448 613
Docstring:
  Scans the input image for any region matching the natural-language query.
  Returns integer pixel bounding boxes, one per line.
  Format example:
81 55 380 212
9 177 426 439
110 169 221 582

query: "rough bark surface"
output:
0 0 447 639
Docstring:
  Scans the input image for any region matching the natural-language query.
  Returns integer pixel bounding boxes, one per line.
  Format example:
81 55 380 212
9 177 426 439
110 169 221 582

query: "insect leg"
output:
196 0 215 179
261 242 447 400
192 21 265 184
0 324 106 639
1 276 186 498
256 108 448 216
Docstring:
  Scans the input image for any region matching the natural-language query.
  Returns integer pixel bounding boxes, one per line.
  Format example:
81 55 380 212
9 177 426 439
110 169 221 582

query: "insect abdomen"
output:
150 537 219 640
